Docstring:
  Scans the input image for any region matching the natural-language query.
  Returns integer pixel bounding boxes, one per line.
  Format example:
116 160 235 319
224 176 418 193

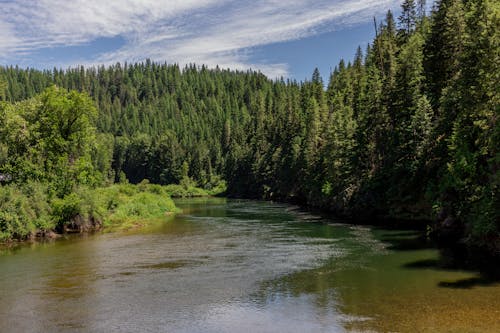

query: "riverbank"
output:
2 198 499 332
229 192 500 277
0 181 225 243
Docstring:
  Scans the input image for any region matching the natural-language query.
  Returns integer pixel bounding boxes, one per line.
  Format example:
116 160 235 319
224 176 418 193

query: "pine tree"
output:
399 0 418 35
444 0 499 244
424 0 466 108
417 0 427 19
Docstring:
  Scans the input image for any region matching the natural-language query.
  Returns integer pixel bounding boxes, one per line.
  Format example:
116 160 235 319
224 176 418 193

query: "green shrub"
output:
51 193 83 228
91 183 179 230
164 184 209 198
0 183 53 241
0 181 180 240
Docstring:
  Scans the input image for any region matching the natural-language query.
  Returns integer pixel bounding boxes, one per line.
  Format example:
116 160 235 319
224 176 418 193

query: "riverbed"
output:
0 198 498 332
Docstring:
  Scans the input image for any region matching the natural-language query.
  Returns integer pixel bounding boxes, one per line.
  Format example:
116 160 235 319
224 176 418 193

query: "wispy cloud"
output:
0 0 399 77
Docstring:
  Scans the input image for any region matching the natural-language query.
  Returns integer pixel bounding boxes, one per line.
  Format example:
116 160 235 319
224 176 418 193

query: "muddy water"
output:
0 198 498 332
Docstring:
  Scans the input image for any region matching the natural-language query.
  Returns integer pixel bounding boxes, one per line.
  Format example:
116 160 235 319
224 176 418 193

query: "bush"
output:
164 184 209 198
51 193 83 229
92 183 179 230
0 181 181 240
0 183 53 241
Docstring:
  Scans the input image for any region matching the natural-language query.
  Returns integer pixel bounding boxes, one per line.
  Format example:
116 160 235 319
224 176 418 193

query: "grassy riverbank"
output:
0 182 183 241
0 180 229 242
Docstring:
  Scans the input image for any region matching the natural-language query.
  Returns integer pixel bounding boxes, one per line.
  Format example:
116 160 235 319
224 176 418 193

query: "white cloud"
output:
0 20 19 51
0 0 400 77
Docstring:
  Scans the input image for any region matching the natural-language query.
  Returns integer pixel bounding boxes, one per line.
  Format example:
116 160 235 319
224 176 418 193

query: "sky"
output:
0 0 404 81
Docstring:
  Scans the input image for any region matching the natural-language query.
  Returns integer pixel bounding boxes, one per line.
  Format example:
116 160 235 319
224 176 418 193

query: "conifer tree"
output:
399 0 418 35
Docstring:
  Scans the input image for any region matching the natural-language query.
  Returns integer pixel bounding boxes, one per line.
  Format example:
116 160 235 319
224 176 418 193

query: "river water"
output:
0 198 499 332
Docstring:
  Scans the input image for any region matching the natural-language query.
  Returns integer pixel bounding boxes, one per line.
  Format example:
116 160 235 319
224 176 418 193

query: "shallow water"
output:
0 198 498 332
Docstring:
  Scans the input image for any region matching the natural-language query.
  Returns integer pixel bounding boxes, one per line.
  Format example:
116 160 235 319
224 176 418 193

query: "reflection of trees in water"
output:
252 227 500 332
250 224 387 328
2 201 499 332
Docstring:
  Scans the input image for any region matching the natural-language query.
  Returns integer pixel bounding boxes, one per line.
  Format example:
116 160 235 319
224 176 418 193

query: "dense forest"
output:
0 0 498 262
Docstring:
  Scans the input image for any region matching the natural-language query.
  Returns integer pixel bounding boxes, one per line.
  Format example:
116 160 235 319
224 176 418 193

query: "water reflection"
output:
0 237 99 331
0 198 499 332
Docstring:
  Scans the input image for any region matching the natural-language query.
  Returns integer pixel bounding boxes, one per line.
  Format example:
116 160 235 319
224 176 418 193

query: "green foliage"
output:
51 183 179 232
441 0 500 247
0 78 6 101
0 86 101 195
93 183 179 229
164 184 208 198
0 0 497 253
204 175 227 196
51 193 82 228
0 183 52 241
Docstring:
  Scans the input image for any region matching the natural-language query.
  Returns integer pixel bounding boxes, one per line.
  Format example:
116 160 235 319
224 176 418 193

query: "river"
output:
0 198 499 332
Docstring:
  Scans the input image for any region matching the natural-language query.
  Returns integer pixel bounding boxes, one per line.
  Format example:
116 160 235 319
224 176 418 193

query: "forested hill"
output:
1 0 498 256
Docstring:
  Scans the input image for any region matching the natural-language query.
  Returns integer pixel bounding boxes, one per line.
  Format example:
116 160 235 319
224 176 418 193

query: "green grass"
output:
164 179 227 198
164 184 209 198
0 181 180 241
0 177 229 242
94 183 179 230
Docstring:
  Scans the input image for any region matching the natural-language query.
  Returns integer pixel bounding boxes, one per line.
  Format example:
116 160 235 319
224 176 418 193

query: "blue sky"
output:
0 0 404 81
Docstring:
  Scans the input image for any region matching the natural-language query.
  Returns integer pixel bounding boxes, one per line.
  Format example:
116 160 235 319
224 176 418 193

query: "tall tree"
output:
399 0 418 35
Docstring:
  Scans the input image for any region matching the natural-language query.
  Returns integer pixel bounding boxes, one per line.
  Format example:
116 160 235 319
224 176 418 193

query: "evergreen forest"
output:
0 0 498 264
